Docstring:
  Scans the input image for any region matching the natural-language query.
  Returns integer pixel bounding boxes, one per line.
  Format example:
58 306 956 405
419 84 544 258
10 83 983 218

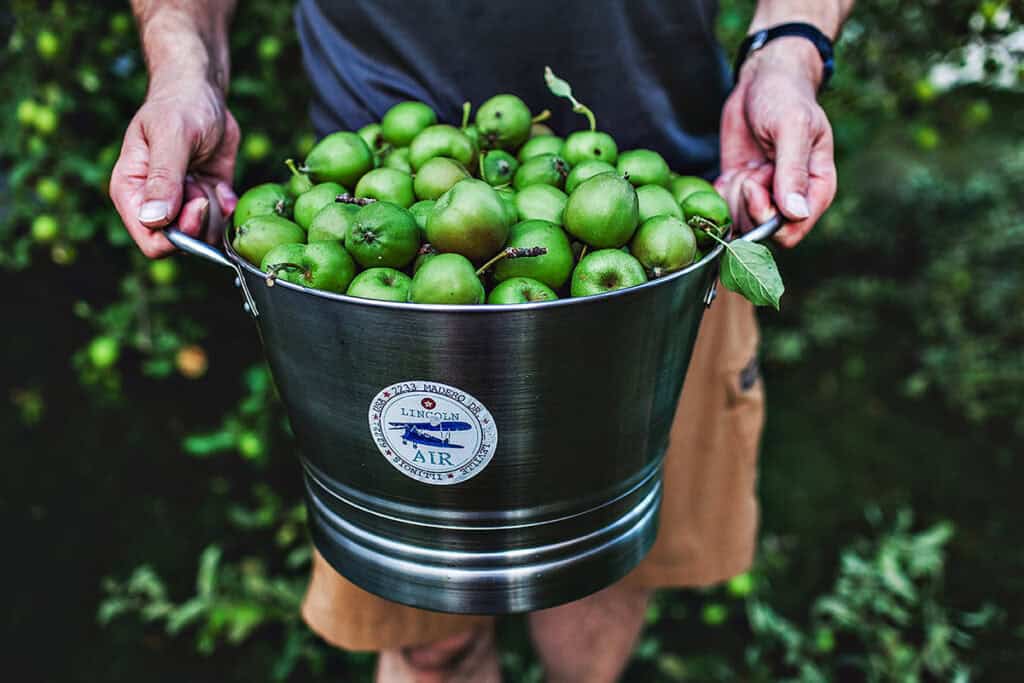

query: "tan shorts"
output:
301 287 764 651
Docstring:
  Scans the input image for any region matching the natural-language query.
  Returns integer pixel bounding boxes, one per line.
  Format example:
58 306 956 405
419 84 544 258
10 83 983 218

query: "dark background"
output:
2 1 1022 680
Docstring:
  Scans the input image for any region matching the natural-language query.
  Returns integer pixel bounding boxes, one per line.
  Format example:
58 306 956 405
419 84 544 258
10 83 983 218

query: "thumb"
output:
137 129 190 228
772 116 814 222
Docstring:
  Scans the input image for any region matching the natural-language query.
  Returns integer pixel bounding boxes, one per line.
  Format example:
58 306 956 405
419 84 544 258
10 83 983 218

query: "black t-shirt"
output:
294 0 730 175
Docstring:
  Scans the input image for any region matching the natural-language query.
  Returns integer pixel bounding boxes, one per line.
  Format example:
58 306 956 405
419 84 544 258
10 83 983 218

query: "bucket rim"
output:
227 236 724 313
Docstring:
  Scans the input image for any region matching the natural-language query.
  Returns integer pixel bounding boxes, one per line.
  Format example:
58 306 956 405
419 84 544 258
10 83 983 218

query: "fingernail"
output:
742 181 755 203
743 181 776 224
138 200 170 224
216 183 238 213
785 192 810 219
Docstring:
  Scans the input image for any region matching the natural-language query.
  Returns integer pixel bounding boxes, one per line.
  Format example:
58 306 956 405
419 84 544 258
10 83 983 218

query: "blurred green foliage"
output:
2 0 1022 681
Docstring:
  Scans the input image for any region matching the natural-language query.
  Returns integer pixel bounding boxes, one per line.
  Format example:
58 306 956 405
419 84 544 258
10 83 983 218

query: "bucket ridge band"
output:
300 453 665 531
305 473 662 614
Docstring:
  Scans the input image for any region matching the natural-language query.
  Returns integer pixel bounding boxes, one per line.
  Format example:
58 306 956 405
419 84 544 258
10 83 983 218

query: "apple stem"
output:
579 244 589 261
576 103 597 132
690 216 730 244
336 193 376 206
531 109 551 124
461 101 472 130
285 158 303 178
478 152 487 178
475 246 548 276
265 262 310 287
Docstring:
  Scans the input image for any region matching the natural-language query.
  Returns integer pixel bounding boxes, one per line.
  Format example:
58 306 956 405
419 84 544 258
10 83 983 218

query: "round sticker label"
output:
368 381 498 485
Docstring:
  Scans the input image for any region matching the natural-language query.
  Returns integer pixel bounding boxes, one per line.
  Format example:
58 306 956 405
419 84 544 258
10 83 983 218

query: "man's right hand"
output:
110 77 240 258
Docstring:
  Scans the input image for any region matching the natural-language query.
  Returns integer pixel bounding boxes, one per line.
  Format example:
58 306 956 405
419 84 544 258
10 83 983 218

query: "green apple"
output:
561 130 618 165
408 253 485 304
426 179 510 263
617 149 670 187
232 214 306 266
294 182 346 230
668 175 716 205
493 220 574 289
630 215 697 276
481 150 520 186
564 159 616 194
260 241 357 293
347 267 412 302
307 202 360 242
303 132 375 187
488 277 558 304
515 185 567 224
355 167 415 208
382 101 438 147
570 249 648 297
345 201 420 269
636 184 683 222
682 190 732 247
413 156 470 200
409 125 475 170
234 183 292 227
518 135 565 162
563 172 639 248
513 153 570 190
475 94 532 150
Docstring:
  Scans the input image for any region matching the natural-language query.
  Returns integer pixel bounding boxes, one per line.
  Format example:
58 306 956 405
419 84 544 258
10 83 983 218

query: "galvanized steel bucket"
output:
166 215 780 614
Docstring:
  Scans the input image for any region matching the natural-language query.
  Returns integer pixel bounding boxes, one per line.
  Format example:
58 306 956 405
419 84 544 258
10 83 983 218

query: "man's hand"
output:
716 39 836 248
110 1 238 258
111 80 239 257
717 2 852 248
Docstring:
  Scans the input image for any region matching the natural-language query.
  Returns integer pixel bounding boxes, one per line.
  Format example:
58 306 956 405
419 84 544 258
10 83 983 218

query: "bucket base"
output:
303 469 662 615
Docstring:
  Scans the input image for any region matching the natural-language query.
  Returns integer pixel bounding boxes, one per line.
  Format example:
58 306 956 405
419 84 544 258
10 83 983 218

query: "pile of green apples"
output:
230 69 735 305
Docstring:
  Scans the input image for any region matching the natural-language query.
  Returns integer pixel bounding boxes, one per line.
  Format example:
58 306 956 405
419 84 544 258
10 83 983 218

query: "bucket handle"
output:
703 214 785 306
735 214 783 244
164 226 260 318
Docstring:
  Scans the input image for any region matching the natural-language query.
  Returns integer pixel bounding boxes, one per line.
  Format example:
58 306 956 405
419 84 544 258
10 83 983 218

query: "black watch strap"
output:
733 22 835 90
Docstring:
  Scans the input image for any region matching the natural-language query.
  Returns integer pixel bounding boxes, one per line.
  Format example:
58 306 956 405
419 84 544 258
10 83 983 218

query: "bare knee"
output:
402 627 489 672
530 584 653 683
376 625 499 683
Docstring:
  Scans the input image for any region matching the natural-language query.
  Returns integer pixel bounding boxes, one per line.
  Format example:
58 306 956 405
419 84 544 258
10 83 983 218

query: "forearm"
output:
749 0 854 39
132 1 236 94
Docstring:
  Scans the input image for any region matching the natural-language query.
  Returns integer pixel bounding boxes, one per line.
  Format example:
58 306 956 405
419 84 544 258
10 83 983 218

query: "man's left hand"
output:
716 38 837 248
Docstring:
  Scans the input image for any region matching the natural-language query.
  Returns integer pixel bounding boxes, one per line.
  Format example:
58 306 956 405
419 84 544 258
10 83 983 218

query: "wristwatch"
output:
733 22 835 90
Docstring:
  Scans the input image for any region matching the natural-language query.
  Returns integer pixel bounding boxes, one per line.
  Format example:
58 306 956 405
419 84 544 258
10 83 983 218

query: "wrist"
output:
147 67 227 104
738 37 825 94
141 10 230 97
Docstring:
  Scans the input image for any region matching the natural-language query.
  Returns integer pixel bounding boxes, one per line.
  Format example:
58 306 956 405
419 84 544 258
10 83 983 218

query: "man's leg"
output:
375 624 501 683
528 582 652 683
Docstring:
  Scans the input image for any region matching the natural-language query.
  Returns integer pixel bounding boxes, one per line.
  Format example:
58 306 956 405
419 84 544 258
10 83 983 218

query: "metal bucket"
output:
167 216 779 614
